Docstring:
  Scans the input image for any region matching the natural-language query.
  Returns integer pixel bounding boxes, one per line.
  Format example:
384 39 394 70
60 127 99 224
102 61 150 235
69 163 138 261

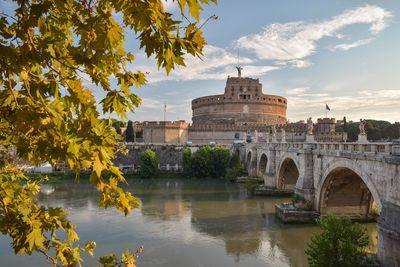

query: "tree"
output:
183 146 233 178
0 0 217 266
306 214 369 267
139 149 159 179
182 148 192 178
343 116 348 133
209 145 230 177
125 120 135 142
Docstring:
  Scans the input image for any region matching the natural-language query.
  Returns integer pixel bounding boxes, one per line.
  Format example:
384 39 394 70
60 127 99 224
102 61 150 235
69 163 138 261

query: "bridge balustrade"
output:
265 141 393 155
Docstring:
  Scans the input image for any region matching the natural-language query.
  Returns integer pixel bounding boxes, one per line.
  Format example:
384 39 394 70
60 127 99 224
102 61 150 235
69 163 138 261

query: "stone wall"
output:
113 144 192 172
191 76 287 126
142 121 189 144
113 143 231 173
188 129 247 144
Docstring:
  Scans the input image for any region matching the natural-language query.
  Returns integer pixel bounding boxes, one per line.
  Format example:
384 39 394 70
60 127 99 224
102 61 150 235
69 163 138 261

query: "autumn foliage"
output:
0 0 217 266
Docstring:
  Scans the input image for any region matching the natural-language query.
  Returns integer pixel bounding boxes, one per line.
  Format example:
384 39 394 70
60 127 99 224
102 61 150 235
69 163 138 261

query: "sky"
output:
1 0 399 123
127 0 400 124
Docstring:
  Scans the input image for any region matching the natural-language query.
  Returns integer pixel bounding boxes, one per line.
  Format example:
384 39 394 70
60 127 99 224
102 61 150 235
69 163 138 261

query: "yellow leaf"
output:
20 70 29 81
92 152 103 178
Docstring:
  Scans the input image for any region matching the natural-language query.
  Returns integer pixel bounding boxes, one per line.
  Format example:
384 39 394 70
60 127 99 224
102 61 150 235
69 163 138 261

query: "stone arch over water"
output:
316 159 382 214
278 157 299 191
318 167 380 219
258 154 268 177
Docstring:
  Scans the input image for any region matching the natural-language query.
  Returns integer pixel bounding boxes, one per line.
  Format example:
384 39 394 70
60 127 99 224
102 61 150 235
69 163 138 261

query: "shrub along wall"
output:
182 146 241 179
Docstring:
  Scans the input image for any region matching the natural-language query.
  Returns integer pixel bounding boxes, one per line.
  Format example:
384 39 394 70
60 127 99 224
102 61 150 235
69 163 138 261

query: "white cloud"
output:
332 38 374 51
236 5 392 64
288 59 312 68
129 5 392 84
286 89 400 122
285 87 309 95
139 98 164 110
135 45 278 83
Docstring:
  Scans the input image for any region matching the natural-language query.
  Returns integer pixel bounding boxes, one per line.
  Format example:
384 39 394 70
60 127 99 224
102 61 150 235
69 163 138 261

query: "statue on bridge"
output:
307 117 314 135
359 119 366 135
281 127 286 143
272 125 277 138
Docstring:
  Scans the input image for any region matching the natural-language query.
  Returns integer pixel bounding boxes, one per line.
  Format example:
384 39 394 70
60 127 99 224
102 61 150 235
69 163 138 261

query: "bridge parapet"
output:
257 141 395 156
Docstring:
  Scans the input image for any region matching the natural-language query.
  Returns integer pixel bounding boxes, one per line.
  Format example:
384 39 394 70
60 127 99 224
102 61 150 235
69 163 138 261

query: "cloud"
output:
138 98 164 110
127 4 392 88
286 89 400 122
236 5 392 64
135 45 278 83
332 38 374 51
285 87 309 95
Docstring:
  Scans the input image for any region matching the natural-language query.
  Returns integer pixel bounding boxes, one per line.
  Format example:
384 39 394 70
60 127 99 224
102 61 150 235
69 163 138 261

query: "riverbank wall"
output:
113 143 233 173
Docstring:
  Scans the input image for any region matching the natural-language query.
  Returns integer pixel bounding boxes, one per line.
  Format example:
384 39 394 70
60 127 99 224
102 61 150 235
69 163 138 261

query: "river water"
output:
0 179 377 267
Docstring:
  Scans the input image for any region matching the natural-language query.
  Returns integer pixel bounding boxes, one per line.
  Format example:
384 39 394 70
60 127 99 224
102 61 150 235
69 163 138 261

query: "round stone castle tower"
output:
191 74 287 126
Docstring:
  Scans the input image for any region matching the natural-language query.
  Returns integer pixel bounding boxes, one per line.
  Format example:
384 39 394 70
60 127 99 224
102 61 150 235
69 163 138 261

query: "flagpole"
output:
326 104 327 118
164 103 166 122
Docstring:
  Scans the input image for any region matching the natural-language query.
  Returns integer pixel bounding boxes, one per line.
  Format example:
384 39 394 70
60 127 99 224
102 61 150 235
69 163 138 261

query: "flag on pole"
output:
164 104 167 113
326 104 330 111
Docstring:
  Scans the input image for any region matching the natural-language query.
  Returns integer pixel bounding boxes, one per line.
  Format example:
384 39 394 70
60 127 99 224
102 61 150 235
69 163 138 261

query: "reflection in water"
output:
0 179 377 267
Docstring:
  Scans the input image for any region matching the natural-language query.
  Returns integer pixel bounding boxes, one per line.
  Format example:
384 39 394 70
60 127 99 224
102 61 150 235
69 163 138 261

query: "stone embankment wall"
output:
113 143 219 173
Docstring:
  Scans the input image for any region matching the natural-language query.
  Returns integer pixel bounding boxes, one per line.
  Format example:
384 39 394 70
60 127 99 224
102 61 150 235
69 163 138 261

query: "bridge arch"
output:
317 160 382 218
277 155 300 191
258 153 268 177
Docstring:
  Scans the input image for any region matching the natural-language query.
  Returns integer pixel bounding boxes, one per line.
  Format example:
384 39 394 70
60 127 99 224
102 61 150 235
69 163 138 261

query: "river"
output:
0 179 377 267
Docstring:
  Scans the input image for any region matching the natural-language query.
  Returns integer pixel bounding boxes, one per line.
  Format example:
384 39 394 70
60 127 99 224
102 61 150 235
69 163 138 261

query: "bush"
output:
306 214 369 267
182 148 192 178
182 146 235 178
139 149 159 179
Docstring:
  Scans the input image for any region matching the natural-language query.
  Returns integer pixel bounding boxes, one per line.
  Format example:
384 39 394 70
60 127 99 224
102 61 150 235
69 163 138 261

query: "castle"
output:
129 70 346 144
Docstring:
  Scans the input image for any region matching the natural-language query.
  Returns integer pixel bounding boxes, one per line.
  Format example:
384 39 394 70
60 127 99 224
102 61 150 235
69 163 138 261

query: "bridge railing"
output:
314 142 393 155
264 142 396 155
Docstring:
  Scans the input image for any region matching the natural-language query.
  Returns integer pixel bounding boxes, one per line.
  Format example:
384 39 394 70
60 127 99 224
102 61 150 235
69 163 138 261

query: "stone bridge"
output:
240 141 400 267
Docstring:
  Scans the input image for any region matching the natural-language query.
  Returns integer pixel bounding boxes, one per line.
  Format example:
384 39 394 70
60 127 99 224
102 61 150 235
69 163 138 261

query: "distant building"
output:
315 118 347 142
126 70 348 144
188 72 287 144
141 120 189 144
285 118 347 142
191 76 287 126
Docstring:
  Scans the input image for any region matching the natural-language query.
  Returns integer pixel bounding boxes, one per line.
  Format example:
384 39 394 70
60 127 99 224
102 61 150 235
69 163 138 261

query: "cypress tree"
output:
125 120 135 142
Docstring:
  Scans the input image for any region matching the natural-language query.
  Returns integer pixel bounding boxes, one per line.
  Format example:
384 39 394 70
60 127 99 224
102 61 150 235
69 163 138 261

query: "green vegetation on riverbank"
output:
182 146 242 179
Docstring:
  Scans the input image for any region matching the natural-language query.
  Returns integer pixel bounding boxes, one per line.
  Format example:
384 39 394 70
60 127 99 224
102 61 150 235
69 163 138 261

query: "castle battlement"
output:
142 120 189 129
191 75 287 126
